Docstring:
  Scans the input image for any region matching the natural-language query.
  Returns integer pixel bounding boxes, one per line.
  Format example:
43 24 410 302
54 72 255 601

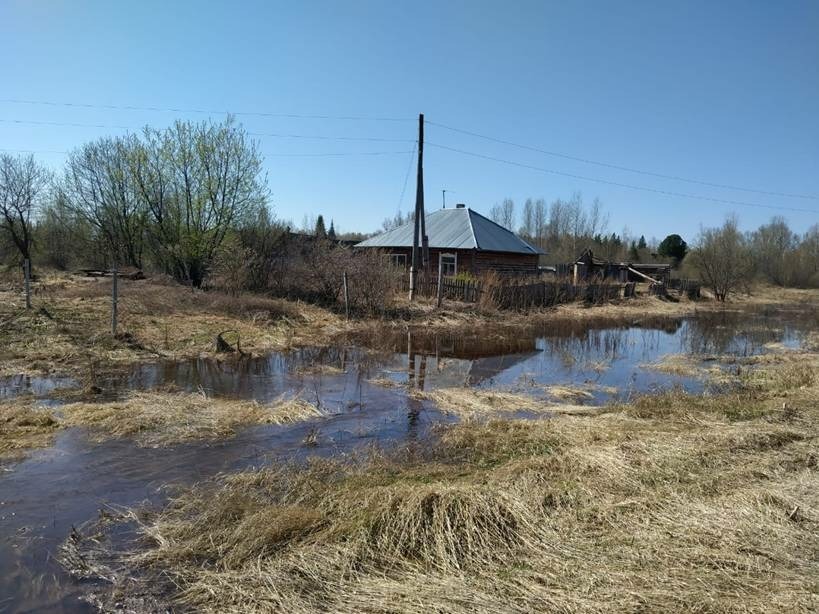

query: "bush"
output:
209 236 395 317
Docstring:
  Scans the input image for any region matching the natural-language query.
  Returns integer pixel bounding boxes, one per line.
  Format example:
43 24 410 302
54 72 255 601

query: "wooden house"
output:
355 204 544 276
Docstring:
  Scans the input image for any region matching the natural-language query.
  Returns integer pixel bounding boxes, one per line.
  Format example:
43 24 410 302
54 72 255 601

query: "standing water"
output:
0 305 816 612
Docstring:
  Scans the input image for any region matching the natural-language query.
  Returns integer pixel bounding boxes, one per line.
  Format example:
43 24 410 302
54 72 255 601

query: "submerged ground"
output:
1 274 817 612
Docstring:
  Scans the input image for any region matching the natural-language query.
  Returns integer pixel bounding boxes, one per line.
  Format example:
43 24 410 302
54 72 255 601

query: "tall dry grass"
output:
60 391 324 446
73 355 819 612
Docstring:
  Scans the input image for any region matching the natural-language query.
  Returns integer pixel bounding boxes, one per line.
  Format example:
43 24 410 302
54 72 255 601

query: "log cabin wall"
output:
376 247 538 277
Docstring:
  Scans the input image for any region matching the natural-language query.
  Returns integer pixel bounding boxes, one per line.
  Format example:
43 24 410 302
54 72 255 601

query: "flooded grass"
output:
78 352 819 613
0 400 59 462
60 391 324 447
414 388 549 418
1 285 817 611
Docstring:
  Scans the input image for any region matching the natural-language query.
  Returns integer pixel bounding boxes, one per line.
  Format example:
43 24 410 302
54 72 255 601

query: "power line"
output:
398 142 417 210
0 148 69 154
0 118 131 130
0 97 413 122
0 147 412 158
0 118 414 142
427 120 818 201
247 130 413 143
427 141 819 215
266 150 413 157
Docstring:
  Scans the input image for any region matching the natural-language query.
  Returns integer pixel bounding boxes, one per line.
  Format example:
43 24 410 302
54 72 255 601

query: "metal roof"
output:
357 207 545 255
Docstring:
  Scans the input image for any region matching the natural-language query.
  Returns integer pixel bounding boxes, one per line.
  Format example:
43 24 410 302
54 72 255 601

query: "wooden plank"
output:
627 266 660 285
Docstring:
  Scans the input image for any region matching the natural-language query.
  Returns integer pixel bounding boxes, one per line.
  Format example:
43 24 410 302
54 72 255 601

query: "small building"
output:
573 249 671 284
356 204 544 276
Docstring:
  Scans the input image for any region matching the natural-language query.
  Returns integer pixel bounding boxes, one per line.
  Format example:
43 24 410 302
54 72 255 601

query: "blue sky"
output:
1 0 817 242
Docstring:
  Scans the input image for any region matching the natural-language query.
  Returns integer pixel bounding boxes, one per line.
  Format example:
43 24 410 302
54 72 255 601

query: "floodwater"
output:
0 304 816 612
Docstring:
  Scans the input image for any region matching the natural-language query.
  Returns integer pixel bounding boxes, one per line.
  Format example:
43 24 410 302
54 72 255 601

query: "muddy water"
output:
0 305 816 612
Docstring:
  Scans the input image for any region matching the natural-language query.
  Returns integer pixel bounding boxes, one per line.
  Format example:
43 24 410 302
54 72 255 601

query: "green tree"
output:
658 234 688 265
628 241 639 261
327 219 336 240
314 215 327 238
133 117 267 285
637 235 647 250
62 134 147 268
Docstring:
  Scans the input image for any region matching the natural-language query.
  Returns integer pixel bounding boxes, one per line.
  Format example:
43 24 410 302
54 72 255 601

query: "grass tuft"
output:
60 392 323 446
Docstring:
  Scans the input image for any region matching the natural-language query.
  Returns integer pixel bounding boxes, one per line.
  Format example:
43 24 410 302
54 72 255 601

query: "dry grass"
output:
71 350 819 613
0 272 349 379
542 384 595 401
0 400 59 462
60 392 323 447
642 353 707 377
415 388 551 418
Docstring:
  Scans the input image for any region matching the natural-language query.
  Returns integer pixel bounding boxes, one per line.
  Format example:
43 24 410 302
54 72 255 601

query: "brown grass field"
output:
66 347 819 613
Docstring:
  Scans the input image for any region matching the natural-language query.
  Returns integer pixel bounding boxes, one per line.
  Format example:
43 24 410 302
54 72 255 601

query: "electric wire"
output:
427 120 817 201
0 98 413 122
427 141 819 214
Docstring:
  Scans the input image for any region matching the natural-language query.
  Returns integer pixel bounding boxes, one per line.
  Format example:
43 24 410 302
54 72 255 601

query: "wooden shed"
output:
573 249 671 284
356 204 544 276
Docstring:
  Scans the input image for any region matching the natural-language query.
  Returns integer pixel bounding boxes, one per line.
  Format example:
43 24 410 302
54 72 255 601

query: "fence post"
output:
24 258 31 309
343 271 350 320
111 265 118 336
436 265 443 308
408 266 415 301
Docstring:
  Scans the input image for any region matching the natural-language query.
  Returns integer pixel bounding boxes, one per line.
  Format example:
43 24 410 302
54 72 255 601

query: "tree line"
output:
486 195 819 298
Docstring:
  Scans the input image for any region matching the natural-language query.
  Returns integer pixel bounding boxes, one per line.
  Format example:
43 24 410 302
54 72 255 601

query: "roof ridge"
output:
465 207 479 249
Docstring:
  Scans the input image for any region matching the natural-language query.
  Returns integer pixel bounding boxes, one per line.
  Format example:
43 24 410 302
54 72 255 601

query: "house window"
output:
389 254 407 268
440 253 457 277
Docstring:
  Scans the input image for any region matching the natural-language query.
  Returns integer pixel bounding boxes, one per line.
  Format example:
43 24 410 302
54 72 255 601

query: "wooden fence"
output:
399 276 628 310
668 278 702 299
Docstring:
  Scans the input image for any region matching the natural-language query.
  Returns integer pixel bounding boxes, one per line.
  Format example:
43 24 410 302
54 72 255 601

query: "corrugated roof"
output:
357 207 545 255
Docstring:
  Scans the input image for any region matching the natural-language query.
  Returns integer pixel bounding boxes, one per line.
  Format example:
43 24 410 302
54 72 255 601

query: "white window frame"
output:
389 253 407 268
439 252 457 277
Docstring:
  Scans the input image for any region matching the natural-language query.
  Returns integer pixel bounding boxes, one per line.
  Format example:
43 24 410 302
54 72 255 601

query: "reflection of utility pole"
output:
407 330 415 388
410 114 425 299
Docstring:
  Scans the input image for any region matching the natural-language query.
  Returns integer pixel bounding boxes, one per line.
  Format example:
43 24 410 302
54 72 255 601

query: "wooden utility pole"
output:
111 265 118 336
436 259 443 308
342 271 350 320
23 259 31 309
409 113 425 300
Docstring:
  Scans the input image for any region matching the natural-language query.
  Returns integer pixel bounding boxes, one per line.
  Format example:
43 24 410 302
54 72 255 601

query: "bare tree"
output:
688 216 753 301
0 154 50 265
382 210 413 232
518 199 535 239
750 216 797 286
489 198 515 229
531 198 547 249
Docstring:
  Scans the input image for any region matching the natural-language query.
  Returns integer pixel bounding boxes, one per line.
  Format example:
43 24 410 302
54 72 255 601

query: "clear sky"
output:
2 0 817 242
